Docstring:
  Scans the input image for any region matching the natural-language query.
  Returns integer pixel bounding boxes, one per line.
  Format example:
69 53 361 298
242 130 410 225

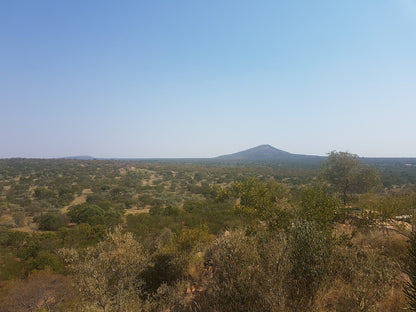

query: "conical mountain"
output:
216 144 293 160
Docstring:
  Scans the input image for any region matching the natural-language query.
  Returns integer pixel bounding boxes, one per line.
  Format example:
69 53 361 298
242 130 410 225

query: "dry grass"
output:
10 225 37 233
60 188 93 214
124 206 150 215
143 173 159 186
351 229 409 263
376 285 406 312
312 226 409 312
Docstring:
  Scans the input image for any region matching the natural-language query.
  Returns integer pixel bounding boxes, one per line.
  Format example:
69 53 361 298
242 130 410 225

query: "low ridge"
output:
61 155 95 160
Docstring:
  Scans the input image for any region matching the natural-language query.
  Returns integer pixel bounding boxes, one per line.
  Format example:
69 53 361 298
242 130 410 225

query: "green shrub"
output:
34 213 69 231
200 229 290 312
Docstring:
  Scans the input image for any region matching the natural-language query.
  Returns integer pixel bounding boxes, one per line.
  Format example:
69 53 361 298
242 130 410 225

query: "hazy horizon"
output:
3 143 416 160
1 1 416 158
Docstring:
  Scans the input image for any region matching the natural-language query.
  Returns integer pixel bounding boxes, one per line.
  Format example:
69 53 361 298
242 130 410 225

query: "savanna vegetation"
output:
1 153 416 311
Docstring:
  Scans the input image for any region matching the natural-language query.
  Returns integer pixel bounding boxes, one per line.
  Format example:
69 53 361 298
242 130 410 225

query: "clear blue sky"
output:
1 0 416 158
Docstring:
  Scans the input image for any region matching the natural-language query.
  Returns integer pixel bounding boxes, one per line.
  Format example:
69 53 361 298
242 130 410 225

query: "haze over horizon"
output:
1 1 416 159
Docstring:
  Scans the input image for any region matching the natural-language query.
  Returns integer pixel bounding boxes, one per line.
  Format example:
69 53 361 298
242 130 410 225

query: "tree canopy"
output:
322 151 381 205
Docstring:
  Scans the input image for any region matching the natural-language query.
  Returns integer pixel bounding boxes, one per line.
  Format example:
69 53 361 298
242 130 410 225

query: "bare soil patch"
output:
60 188 93 213
124 206 150 215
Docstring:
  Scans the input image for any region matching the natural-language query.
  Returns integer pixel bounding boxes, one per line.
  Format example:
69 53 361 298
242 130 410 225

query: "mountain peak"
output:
216 144 292 160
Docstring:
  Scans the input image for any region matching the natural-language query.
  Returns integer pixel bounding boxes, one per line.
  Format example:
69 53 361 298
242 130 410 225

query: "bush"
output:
59 227 149 311
0 270 73 312
200 229 290 312
34 213 69 231
67 204 121 226
287 221 333 310
405 233 416 310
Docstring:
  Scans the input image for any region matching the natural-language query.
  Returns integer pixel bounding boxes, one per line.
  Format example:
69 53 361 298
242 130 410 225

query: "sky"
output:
1 0 416 158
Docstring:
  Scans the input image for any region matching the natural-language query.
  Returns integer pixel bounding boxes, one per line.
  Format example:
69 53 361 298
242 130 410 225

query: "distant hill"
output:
214 146 416 177
61 155 95 160
212 144 325 168
216 144 295 160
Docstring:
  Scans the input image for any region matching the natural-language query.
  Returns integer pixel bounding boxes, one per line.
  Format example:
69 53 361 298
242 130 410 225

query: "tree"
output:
322 151 381 205
34 212 68 231
299 185 339 230
67 203 121 226
67 204 104 224
233 178 292 230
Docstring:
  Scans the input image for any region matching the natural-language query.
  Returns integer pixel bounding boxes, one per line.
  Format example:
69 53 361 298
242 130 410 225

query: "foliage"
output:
141 225 212 294
325 232 401 312
0 158 414 311
233 177 292 230
145 280 196 312
299 185 340 230
322 151 381 205
200 229 290 312
59 226 149 312
405 233 416 310
287 221 333 310
0 269 73 312
58 223 106 248
34 212 69 231
67 203 121 226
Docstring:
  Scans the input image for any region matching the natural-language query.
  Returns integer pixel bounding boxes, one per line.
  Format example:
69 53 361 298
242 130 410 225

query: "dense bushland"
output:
0 155 415 311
